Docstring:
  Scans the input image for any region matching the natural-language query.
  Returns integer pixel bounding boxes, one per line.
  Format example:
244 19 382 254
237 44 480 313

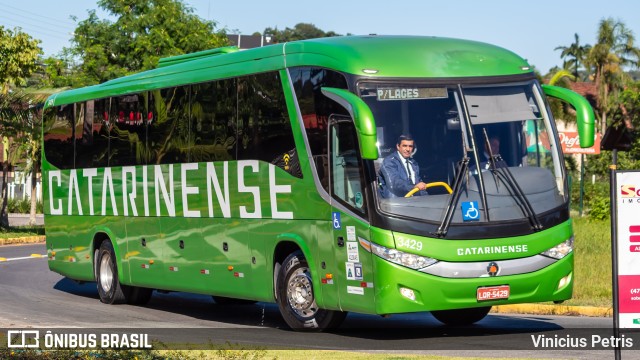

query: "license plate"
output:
477 285 510 301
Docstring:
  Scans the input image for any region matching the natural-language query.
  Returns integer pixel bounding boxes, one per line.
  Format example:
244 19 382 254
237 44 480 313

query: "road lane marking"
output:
0 254 47 262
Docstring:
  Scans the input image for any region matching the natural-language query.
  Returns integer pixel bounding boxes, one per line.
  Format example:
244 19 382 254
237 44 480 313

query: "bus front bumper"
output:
372 252 573 315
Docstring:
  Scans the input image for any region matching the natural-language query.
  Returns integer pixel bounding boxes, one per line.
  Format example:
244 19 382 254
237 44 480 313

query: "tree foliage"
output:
585 18 640 131
555 33 591 81
0 90 48 226
262 23 342 43
68 0 228 85
0 26 42 94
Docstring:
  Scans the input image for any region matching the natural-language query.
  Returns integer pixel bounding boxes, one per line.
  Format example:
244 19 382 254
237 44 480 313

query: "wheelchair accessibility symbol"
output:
332 212 341 229
461 201 480 221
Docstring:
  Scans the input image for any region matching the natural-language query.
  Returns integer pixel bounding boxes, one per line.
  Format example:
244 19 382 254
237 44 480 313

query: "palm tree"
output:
586 18 640 131
0 89 49 226
555 33 591 80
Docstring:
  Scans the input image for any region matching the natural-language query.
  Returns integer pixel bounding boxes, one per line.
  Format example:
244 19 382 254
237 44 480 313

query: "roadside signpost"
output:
603 125 636 360
614 170 640 330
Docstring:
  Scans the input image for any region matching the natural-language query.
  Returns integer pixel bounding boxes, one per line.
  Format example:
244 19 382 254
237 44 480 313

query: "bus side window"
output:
237 72 301 178
43 104 74 169
330 118 366 214
290 67 349 191
191 79 237 162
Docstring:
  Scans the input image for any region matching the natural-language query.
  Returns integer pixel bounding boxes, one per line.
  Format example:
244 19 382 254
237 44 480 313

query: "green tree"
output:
0 89 49 226
585 18 640 132
0 26 42 94
263 23 342 43
555 33 591 81
69 0 228 84
0 27 42 226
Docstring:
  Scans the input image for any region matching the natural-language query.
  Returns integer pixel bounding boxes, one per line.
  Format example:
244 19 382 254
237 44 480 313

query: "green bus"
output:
42 35 595 330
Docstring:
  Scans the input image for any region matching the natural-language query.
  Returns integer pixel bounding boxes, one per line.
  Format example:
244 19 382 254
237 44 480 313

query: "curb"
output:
493 303 612 317
0 236 46 246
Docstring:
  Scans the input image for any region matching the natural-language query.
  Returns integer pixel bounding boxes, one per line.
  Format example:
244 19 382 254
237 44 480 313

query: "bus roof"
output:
48 35 533 106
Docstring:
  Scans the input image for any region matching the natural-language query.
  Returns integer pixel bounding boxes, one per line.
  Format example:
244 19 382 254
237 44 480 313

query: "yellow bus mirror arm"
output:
542 84 595 148
321 87 378 160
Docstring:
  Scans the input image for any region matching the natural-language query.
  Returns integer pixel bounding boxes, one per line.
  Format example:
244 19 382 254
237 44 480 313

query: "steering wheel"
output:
404 182 453 198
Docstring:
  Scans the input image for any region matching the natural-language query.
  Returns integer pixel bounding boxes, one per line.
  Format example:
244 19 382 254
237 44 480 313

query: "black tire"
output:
276 251 347 331
212 296 257 305
96 240 128 304
430 306 492 326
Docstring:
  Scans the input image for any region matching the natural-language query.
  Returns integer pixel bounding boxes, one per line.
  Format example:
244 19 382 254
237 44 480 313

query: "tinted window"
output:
43 104 74 169
76 99 110 169
149 86 191 164
109 94 147 167
237 72 301 178
191 79 237 162
290 67 349 190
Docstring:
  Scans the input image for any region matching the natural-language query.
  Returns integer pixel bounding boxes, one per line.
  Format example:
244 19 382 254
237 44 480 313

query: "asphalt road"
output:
1 243 638 359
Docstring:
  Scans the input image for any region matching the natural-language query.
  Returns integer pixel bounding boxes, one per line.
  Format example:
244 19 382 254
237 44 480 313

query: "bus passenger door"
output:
328 117 375 313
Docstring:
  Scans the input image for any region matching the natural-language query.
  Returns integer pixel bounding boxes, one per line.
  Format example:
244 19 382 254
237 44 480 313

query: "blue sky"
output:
1 0 639 73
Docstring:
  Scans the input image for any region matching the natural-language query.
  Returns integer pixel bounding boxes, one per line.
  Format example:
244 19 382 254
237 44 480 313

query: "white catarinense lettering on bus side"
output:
142 166 149 216
154 164 176 217
181 163 200 218
238 160 261 219
68 170 83 215
269 164 293 219
206 162 231 218
122 166 138 217
83 168 97 215
49 170 63 215
101 168 118 216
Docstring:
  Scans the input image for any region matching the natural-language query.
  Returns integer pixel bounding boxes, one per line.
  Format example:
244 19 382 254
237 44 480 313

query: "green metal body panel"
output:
372 252 573 314
43 35 582 317
394 220 573 262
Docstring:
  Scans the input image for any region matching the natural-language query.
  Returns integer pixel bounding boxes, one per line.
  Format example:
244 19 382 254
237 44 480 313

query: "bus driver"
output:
378 134 428 198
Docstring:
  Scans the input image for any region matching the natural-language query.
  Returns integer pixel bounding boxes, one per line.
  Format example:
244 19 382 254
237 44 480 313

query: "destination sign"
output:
377 87 447 101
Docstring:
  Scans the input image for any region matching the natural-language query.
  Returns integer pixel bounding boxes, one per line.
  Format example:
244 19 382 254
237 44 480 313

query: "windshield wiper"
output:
435 152 469 238
482 129 543 231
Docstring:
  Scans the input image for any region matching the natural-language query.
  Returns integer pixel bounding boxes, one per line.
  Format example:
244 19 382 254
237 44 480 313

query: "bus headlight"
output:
541 237 574 259
371 243 437 270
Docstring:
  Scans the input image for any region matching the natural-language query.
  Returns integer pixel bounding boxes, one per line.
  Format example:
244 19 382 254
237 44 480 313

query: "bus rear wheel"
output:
430 306 492 326
276 251 346 331
96 240 128 304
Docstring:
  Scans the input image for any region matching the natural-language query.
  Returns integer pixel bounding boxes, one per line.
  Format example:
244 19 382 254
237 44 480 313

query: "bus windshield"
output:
359 80 566 225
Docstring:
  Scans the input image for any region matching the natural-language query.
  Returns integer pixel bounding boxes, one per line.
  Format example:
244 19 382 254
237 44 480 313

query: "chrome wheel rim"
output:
99 252 113 292
286 267 318 317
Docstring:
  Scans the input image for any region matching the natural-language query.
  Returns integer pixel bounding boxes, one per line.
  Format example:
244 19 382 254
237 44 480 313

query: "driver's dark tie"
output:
405 159 412 181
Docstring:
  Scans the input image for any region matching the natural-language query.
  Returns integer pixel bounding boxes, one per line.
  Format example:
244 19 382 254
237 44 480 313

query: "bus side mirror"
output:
321 87 378 160
542 84 595 148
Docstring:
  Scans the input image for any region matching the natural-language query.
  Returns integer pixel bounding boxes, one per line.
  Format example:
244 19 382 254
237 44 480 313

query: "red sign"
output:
558 131 602 154
618 275 640 313
476 285 510 301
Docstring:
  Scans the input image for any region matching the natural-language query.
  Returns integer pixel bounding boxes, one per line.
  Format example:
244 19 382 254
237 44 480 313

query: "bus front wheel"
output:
430 306 492 326
96 240 153 305
276 251 346 331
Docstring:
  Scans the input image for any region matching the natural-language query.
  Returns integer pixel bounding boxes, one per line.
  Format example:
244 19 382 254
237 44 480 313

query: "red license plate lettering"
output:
477 285 510 301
